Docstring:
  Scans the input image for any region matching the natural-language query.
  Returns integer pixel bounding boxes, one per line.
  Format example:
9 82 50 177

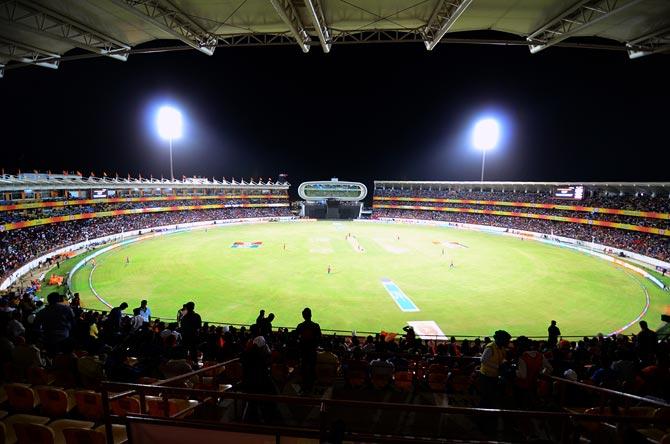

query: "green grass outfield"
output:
64 221 669 338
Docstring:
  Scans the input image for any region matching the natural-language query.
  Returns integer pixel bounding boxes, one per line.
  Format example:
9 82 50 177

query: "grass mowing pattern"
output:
69 221 668 337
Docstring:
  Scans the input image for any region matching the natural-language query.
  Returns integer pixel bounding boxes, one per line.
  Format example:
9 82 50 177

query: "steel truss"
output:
109 0 217 55
527 0 644 54
0 37 59 69
269 0 311 53
422 0 473 51
304 0 331 53
0 0 130 61
627 26 670 59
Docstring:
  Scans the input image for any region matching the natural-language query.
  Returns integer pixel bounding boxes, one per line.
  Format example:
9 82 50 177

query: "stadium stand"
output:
2 175 670 442
373 181 670 262
0 174 291 280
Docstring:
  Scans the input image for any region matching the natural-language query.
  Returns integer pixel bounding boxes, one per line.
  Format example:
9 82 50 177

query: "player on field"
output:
125 256 130 266
327 265 331 274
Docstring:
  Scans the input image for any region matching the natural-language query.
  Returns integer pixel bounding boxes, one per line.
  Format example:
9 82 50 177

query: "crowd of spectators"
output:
375 188 670 213
0 206 292 279
373 208 670 262
0 196 288 224
372 208 670 262
1 291 669 418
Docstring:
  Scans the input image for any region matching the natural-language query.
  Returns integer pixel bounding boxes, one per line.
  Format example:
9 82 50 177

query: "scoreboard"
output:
554 186 584 200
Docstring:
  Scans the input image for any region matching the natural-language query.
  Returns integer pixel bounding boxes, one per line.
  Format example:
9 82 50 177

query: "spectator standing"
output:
636 320 657 363
34 292 75 354
296 307 321 393
548 320 561 348
106 302 128 338
138 299 151 322
479 330 510 408
180 301 202 362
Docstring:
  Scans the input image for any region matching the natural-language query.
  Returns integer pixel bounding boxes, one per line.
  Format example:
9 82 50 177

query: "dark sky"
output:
1 41 669 195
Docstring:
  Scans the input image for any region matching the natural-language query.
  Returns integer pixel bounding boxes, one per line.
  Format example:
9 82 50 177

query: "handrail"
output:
548 375 670 408
101 381 670 424
107 358 238 402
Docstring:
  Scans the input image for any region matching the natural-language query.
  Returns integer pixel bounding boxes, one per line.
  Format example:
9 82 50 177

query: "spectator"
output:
106 302 128 338
636 320 657 362
130 308 144 332
479 330 510 408
180 301 202 362
548 320 561 348
137 299 151 322
296 307 321 393
34 292 75 354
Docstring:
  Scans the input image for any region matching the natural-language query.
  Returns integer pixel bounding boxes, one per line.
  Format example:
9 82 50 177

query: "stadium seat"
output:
4 384 39 412
315 362 338 386
36 387 76 417
393 371 413 392
270 363 290 388
73 391 103 422
370 365 394 389
146 398 199 418
63 425 127 444
48 420 95 444
220 361 243 385
344 360 368 388
1 414 50 444
13 422 54 444
426 364 448 392
27 367 55 387
109 397 141 417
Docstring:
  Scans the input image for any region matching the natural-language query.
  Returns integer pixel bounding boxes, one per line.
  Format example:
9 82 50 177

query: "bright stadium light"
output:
156 106 183 181
472 118 500 183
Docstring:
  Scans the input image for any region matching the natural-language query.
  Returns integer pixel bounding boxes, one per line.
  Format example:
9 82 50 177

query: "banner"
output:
0 194 288 212
373 196 669 220
372 204 670 237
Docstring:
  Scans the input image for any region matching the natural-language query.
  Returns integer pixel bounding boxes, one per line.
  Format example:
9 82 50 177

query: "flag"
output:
76 171 82 177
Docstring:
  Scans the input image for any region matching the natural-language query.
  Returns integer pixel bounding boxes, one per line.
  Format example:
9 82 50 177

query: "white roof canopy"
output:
1 0 668 76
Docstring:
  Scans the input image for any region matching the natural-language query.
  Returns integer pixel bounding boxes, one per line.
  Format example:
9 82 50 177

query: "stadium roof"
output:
1 0 669 77
0 173 289 192
375 180 670 194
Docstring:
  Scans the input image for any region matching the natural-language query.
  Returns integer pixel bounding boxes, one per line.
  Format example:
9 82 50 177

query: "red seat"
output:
5 384 40 412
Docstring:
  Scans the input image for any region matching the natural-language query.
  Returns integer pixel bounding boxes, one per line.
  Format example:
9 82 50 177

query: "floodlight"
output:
472 118 500 151
156 106 183 140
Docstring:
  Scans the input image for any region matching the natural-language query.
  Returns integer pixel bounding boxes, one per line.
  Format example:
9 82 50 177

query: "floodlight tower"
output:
156 106 183 181
472 118 500 184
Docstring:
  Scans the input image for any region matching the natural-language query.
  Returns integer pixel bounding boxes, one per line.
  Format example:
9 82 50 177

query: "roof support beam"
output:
0 37 60 69
304 0 330 53
422 0 473 51
109 0 217 55
527 0 644 54
626 26 670 59
269 0 311 53
0 0 130 61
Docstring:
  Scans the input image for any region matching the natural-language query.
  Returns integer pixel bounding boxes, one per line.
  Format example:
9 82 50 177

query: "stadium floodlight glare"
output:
156 106 183 181
472 118 500 183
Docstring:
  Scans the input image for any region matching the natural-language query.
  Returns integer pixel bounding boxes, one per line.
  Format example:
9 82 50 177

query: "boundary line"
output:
88 263 113 309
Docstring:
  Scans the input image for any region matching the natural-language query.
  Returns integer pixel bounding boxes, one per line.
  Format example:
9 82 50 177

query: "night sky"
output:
1 41 669 196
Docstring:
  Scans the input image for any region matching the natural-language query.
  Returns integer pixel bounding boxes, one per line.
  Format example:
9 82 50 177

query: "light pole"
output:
472 118 500 185
157 106 183 181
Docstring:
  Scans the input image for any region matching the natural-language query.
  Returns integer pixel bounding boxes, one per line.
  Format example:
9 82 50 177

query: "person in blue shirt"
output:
137 299 151 322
